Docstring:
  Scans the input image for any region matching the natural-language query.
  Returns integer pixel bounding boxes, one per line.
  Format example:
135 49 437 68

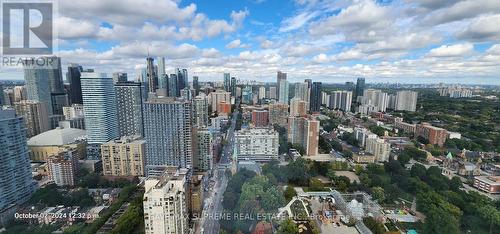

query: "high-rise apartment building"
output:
157 57 166 89
13 100 50 137
67 64 83 104
223 73 231 92
310 82 322 113
81 72 119 158
168 74 179 97
115 82 144 137
294 82 310 104
192 76 199 96
290 98 308 117
360 89 388 112
192 94 209 127
278 78 289 104
288 116 319 156
230 77 237 96
47 148 79 186
269 103 289 127
328 91 353 112
365 138 391 162
0 110 36 213
355 77 365 98
235 128 279 162
258 86 266 100
13 86 27 103
276 71 286 97
143 167 189 234
101 135 146 176
269 86 277 100
354 127 378 147
395 90 418 112
209 90 231 114
194 128 213 172
144 97 193 174
251 109 269 127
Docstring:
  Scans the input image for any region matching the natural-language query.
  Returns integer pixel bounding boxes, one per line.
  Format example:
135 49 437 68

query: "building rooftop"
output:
28 127 86 146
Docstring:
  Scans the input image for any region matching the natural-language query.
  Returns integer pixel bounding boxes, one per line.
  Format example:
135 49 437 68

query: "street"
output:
197 103 239 234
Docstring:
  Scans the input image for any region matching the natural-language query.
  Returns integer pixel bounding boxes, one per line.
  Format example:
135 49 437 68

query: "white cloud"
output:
60 0 197 25
422 0 500 25
309 0 388 36
427 43 474 57
226 39 250 49
280 11 320 32
456 14 500 41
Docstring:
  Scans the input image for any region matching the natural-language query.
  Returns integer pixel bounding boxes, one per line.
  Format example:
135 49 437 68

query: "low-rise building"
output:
473 176 500 194
416 123 447 146
27 127 87 161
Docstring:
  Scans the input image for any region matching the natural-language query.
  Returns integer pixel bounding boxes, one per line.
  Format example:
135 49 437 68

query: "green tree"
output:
478 205 500 234
371 187 385 203
277 219 298 234
284 186 297 202
423 206 460 234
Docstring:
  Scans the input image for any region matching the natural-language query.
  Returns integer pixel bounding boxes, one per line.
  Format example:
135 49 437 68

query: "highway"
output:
198 103 239 234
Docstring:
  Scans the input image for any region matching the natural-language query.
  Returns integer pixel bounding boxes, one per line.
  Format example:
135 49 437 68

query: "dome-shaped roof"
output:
28 127 87 146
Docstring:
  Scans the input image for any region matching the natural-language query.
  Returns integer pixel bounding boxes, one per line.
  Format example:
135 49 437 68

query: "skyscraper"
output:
157 57 166 89
23 58 53 114
168 74 179 97
146 57 157 93
194 128 213 172
0 109 36 213
360 89 388 112
143 97 193 174
112 72 128 84
288 115 319 156
310 82 322 113
278 80 289 104
67 64 83 104
192 76 199 96
223 73 231 92
395 90 418 112
355 77 365 98
193 94 209 127
176 68 188 92
13 100 50 137
328 91 353 112
294 82 310 102
290 98 308 117
276 71 286 96
46 56 64 94
81 72 119 159
230 77 237 96
115 81 145 137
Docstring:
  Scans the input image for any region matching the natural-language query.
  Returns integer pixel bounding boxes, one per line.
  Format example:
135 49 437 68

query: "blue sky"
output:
2 0 500 84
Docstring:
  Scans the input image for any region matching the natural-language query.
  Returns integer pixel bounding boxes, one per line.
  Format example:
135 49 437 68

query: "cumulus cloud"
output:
421 0 500 25
427 43 474 57
456 14 500 41
226 39 250 49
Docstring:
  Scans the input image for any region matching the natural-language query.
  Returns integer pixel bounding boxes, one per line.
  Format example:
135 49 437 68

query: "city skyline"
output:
1 0 500 85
